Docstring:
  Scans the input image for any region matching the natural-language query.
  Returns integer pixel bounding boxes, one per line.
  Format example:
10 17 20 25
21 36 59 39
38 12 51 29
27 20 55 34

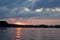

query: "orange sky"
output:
0 18 60 25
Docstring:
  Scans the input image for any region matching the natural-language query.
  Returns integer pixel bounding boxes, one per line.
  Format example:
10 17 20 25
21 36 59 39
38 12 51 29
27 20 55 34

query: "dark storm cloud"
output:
0 0 60 8
0 0 17 6
37 0 60 8
28 0 60 9
0 0 26 8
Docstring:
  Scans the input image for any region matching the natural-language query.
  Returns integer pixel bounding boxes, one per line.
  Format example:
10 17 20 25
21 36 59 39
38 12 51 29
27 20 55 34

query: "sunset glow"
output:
0 0 60 25
15 22 23 25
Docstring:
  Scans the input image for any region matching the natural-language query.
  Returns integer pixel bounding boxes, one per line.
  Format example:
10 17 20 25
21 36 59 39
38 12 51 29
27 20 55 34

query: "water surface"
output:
0 28 60 40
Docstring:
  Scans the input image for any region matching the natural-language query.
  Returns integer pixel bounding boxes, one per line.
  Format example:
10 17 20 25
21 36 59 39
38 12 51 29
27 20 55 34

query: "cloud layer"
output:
0 0 60 19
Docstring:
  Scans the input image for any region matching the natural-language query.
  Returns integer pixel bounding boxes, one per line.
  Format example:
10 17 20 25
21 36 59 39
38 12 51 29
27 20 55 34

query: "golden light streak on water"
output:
16 39 20 40
16 28 22 31
16 28 22 40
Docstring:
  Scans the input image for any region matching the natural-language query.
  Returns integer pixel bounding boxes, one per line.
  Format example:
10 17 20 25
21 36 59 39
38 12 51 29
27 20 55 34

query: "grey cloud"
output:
0 6 60 19
0 0 60 19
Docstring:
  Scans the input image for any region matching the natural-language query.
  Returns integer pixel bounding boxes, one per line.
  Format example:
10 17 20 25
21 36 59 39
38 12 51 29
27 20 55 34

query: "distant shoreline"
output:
0 21 60 28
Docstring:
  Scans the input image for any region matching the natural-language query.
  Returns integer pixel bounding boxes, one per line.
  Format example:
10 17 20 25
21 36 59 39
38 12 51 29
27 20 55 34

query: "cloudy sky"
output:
0 0 60 25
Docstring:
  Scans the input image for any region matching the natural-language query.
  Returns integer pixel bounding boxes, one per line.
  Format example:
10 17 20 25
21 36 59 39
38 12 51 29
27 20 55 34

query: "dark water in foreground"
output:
0 27 60 40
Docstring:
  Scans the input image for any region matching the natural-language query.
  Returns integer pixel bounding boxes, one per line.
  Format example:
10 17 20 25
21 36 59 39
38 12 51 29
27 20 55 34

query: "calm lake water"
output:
0 27 60 40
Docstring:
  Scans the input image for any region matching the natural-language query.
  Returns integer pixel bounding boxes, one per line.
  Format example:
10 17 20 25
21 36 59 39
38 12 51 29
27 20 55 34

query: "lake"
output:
0 27 60 40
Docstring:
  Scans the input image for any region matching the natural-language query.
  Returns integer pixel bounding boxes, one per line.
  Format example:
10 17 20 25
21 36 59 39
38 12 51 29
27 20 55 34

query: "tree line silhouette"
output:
0 21 60 28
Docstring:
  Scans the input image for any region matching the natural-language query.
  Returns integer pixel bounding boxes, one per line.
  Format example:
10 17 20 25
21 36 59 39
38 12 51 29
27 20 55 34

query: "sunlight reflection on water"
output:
16 28 22 40
0 28 60 40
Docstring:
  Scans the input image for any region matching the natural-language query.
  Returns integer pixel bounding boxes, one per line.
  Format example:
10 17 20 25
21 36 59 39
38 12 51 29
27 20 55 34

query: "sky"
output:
0 0 60 25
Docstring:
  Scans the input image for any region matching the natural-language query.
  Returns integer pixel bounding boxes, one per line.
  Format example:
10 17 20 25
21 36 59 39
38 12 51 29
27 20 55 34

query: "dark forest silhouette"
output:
0 21 60 28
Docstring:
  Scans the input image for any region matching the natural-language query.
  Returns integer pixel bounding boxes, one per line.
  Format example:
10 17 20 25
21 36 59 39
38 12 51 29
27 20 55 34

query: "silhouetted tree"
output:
0 21 8 26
